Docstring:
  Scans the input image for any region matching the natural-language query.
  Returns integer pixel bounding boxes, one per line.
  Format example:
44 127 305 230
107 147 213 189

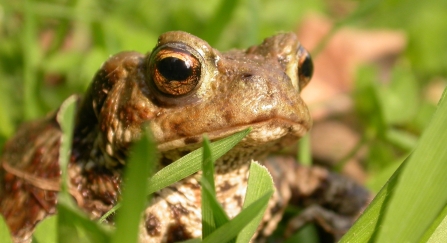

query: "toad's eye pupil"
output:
157 57 192 81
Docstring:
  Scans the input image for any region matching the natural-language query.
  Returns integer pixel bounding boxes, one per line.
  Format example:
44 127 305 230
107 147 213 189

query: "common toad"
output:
0 31 368 242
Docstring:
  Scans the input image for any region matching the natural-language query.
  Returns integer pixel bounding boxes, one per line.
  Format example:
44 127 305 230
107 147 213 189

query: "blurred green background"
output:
0 0 447 190
1 0 447 241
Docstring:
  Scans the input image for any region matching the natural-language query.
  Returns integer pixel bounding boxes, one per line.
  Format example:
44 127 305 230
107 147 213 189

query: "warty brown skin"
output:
0 31 368 242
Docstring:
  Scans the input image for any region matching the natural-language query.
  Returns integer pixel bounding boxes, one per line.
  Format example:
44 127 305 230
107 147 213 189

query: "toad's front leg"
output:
263 156 370 241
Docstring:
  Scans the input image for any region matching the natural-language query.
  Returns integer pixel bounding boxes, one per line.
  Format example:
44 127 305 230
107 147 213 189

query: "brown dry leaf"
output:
297 14 407 120
310 120 368 183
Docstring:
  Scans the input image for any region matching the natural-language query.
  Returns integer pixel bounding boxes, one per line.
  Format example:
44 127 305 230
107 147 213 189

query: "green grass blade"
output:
422 204 447 243
426 222 447 243
374 87 447 242
56 95 77 193
33 216 57 243
146 128 251 195
236 162 274 243
385 128 418 151
111 130 156 243
341 87 447 242
99 204 119 223
201 137 217 237
55 95 78 242
298 134 311 166
22 0 42 119
201 138 215 192
202 192 273 243
56 95 110 243
339 166 400 242
202 135 239 239
0 215 12 243
201 180 230 229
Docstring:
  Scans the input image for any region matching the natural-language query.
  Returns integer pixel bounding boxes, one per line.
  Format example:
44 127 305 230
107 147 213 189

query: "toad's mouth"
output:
155 117 311 153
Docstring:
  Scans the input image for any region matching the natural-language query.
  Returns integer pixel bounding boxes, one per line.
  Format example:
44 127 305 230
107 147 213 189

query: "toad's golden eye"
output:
149 46 201 96
297 46 313 90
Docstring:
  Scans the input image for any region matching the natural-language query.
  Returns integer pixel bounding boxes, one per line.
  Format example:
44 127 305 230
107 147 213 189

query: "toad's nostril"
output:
241 73 253 78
